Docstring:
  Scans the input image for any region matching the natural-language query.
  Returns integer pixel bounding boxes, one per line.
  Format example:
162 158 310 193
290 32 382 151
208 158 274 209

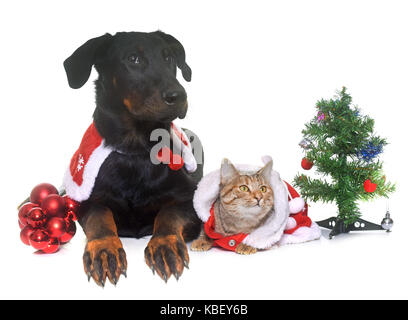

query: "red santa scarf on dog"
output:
63 122 197 202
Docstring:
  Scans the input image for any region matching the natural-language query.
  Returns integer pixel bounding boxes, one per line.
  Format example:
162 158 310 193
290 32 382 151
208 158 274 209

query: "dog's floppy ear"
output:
64 33 112 89
154 31 192 82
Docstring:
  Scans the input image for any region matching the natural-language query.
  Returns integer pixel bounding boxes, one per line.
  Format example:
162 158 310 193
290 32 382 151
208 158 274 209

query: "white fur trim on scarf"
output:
278 222 321 246
63 141 113 202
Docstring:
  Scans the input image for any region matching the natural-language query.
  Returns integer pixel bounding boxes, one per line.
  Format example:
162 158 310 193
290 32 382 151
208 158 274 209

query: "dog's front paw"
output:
144 235 189 282
83 236 127 287
235 243 257 255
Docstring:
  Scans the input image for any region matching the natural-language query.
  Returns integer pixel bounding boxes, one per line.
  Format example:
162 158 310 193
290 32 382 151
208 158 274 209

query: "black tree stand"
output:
317 211 393 239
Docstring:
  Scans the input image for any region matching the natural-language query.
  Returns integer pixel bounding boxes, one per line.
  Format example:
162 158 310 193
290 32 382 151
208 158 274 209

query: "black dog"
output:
63 31 203 286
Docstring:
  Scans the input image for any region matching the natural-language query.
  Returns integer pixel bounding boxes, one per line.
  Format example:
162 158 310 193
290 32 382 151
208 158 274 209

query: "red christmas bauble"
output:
41 237 60 254
301 158 314 170
19 220 25 230
30 183 59 205
20 225 35 246
60 220 76 244
364 179 377 193
65 211 77 223
29 229 50 250
169 153 184 171
63 196 79 220
46 217 67 238
18 202 38 226
41 194 66 218
27 208 47 229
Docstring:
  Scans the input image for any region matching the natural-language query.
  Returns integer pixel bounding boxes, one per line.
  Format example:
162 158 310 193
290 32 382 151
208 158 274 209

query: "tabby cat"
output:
191 158 274 254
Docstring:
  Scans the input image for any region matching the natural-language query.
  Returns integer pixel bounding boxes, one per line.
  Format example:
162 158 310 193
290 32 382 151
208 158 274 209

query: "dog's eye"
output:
164 55 173 63
128 54 140 64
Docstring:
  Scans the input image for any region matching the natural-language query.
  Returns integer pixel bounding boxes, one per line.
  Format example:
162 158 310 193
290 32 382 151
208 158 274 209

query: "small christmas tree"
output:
294 87 395 236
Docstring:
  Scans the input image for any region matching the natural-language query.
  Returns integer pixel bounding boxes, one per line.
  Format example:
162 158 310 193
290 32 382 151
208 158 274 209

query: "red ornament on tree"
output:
30 183 58 205
29 229 50 250
27 207 47 228
41 194 66 218
301 158 314 170
364 179 377 193
20 225 35 246
18 202 38 227
46 217 67 238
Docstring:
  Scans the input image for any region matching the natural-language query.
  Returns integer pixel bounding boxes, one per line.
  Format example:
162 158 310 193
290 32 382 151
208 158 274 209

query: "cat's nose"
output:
255 194 262 204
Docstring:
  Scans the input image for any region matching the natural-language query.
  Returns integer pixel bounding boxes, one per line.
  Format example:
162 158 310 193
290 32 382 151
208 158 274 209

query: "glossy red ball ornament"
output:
364 179 377 193
41 237 60 254
41 194 66 218
301 158 314 170
27 208 47 229
63 196 79 220
20 225 35 246
65 211 77 223
18 202 38 226
29 229 50 250
46 217 67 238
30 183 58 205
60 220 76 244
19 220 25 230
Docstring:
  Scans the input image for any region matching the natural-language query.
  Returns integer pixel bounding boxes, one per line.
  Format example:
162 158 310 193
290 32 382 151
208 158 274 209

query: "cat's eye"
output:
260 186 267 193
239 185 249 192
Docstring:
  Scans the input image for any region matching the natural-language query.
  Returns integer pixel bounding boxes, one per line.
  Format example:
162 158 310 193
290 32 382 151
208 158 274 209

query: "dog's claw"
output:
111 274 118 285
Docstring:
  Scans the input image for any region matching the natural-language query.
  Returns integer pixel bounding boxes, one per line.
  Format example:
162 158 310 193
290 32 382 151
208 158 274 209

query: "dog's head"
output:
64 31 191 122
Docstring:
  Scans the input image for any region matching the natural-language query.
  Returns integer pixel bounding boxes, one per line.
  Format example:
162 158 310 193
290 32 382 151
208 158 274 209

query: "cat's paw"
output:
191 238 213 251
235 243 257 255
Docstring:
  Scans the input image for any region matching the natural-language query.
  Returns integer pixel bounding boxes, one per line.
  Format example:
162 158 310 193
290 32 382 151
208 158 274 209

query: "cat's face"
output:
219 159 274 216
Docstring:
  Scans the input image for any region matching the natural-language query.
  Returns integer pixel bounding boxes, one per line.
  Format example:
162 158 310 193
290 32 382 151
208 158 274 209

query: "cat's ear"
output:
257 160 273 182
220 158 239 184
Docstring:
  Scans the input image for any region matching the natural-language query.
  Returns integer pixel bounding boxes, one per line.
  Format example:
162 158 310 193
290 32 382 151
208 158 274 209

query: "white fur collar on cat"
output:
193 158 321 249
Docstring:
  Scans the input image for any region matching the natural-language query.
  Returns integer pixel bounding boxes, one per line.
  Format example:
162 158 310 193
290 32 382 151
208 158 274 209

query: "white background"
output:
1 0 407 299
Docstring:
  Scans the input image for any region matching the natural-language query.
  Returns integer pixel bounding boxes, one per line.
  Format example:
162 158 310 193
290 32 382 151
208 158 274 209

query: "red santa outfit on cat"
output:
193 156 321 251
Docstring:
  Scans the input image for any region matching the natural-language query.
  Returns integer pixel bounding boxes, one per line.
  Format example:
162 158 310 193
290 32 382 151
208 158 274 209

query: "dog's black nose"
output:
162 90 186 105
